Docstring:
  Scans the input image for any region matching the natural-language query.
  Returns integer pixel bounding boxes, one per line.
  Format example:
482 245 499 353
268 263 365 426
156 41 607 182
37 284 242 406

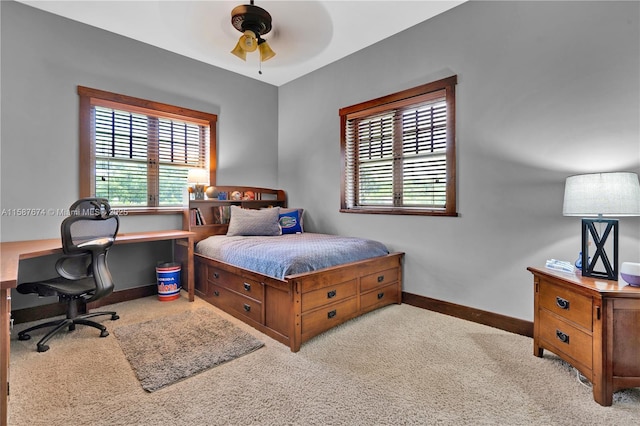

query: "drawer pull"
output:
327 310 337 319
244 282 251 291
556 330 570 344
555 296 570 310
377 292 385 300
244 304 251 312
213 272 219 279
327 290 337 299
213 290 219 297
377 275 385 283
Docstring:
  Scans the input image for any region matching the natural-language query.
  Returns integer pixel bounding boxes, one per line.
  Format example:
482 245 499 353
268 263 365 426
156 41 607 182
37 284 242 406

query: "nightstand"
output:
528 267 640 406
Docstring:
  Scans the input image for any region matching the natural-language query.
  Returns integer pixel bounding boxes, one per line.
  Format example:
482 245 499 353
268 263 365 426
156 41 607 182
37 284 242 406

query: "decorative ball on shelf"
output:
621 262 640 287
205 186 218 199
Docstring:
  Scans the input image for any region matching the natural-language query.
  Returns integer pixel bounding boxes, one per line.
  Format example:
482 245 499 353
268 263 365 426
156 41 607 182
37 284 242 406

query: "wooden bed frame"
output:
184 186 404 352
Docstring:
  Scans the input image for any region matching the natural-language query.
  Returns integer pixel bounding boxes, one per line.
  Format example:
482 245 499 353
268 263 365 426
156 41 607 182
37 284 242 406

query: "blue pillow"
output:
279 209 303 234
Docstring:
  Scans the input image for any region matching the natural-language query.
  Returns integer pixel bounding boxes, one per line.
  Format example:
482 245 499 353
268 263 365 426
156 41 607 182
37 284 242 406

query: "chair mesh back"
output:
69 197 112 219
66 216 119 251
61 198 119 254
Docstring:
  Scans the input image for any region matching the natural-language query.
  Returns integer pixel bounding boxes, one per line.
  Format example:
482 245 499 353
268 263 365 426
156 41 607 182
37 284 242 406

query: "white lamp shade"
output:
187 168 208 185
563 172 640 217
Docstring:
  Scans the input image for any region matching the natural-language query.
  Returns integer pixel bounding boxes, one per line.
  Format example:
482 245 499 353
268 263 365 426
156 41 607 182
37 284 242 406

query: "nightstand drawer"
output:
301 279 357 312
539 279 592 330
539 309 592 370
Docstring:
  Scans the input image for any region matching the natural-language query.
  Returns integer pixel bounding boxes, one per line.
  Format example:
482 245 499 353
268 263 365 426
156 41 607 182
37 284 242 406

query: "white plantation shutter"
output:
356 112 394 206
94 107 149 206
400 99 448 207
157 118 208 206
80 86 216 210
340 76 457 216
93 106 208 207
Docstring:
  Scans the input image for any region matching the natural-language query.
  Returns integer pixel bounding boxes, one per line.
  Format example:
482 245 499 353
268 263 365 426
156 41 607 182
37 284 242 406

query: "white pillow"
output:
226 206 282 236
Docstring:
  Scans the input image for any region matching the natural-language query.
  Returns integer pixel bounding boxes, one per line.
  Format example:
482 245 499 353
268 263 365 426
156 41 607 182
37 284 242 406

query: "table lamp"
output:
563 172 640 280
187 168 208 200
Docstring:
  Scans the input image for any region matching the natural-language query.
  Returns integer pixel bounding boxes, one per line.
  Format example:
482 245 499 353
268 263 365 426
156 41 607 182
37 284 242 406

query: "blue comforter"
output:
195 233 390 279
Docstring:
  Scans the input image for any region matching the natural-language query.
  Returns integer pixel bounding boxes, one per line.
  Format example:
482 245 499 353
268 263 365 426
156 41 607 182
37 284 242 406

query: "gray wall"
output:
1 1 278 309
2 1 639 321
278 1 640 321
1 0 279 241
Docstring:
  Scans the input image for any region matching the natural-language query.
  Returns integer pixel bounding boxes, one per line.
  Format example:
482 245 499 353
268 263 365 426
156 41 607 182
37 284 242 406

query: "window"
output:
78 87 217 211
339 75 457 216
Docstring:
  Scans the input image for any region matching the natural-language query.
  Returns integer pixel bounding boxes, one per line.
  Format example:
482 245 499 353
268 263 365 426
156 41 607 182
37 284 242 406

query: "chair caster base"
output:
37 344 49 352
100 330 109 337
111 314 119 320
18 334 31 341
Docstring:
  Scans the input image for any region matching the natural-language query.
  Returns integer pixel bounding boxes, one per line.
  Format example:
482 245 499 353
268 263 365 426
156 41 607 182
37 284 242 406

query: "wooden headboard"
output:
183 186 287 243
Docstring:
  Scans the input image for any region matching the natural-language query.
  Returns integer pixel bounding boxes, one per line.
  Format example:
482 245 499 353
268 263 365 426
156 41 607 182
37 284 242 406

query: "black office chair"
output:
17 198 120 352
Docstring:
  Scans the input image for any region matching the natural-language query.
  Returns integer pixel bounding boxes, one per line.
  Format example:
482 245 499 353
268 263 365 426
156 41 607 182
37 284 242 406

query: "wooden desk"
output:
528 267 640 406
0 230 195 425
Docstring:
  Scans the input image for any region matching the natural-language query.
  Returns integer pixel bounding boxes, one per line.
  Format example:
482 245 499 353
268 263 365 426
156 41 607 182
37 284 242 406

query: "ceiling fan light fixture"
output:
230 1 275 63
258 39 275 62
230 39 247 61
240 30 258 52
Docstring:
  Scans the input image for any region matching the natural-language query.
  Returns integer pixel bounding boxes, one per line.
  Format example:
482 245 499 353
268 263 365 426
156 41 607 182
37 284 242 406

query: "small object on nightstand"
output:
621 262 640 287
545 259 574 273
574 251 589 269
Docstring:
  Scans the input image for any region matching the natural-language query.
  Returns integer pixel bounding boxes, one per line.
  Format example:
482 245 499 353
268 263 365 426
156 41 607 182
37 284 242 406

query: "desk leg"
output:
175 237 194 302
1 288 10 426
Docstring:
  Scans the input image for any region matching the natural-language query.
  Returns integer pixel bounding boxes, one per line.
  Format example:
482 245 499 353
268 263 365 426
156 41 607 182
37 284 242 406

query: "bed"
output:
186 186 404 352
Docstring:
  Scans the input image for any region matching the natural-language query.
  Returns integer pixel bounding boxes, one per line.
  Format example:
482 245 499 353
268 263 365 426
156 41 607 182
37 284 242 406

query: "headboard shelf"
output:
183 186 287 242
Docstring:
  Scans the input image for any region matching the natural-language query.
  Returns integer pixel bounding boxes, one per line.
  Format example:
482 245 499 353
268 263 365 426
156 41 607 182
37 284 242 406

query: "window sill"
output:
110 207 186 216
339 208 458 217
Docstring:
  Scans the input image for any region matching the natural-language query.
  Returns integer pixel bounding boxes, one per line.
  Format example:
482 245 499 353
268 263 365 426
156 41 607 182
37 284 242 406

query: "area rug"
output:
113 308 264 392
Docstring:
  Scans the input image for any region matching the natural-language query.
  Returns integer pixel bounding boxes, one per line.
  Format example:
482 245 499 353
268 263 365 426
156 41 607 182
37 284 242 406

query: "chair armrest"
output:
77 237 114 250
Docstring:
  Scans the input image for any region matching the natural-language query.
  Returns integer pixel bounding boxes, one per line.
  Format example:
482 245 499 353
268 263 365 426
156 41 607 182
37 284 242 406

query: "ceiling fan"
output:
230 0 276 64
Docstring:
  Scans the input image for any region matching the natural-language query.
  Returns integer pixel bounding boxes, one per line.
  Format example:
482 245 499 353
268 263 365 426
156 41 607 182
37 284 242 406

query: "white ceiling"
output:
18 0 465 86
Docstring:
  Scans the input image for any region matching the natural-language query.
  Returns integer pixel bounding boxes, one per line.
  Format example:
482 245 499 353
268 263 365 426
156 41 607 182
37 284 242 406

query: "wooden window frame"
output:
78 86 217 214
339 75 457 217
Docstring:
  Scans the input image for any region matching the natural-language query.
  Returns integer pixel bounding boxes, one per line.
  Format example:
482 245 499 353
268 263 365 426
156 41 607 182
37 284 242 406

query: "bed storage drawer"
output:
361 282 399 313
208 284 263 324
301 297 358 339
361 268 399 292
195 248 404 353
207 268 264 302
301 279 357 312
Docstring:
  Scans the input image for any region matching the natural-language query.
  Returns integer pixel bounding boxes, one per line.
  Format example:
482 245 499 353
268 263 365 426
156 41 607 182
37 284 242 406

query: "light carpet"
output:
113 308 264 392
8 295 640 425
